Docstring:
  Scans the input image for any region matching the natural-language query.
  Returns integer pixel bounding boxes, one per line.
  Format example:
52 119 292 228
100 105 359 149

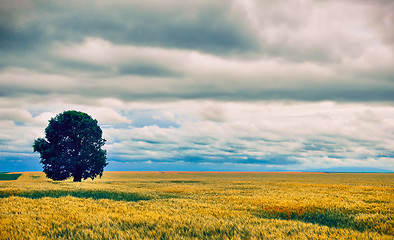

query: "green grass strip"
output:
0 173 22 181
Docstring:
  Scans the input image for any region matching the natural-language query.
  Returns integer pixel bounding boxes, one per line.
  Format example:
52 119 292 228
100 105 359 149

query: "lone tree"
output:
33 110 108 182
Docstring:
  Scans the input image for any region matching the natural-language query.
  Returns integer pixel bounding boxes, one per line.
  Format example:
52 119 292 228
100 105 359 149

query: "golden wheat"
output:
0 172 393 239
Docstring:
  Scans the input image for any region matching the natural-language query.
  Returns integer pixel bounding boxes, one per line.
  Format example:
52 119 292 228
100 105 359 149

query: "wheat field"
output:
0 171 393 239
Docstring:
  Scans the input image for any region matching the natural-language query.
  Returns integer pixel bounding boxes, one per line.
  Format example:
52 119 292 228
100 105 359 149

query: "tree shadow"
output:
0 173 22 181
0 189 152 202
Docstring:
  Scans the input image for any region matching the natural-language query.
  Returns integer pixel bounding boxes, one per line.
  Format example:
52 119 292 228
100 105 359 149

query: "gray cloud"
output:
1 0 393 102
118 63 181 77
1 0 394 172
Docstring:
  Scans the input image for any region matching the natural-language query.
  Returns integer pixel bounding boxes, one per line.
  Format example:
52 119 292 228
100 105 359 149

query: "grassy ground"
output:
0 173 22 181
0 171 393 239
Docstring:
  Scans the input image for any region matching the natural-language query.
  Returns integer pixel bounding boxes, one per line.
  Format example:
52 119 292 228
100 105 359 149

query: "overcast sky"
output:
1 0 393 172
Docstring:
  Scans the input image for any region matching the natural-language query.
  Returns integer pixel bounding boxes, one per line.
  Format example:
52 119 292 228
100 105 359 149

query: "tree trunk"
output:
73 172 82 182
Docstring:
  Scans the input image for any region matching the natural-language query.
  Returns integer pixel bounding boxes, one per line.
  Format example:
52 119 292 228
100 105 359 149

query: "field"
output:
0 172 393 239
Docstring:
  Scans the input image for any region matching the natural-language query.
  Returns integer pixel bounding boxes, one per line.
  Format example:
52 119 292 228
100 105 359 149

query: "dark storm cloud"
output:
0 0 259 56
0 26 44 52
89 81 394 102
178 154 299 165
1 0 393 102
118 64 180 78
107 153 299 165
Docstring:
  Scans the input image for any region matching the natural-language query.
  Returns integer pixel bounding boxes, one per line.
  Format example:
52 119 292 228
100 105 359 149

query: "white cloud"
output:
0 108 32 122
0 68 78 91
1 0 394 171
93 101 394 170
82 107 131 125
1 100 393 171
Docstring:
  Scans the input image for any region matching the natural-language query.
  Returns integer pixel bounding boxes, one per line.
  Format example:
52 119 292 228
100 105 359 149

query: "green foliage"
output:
33 110 107 182
0 173 22 181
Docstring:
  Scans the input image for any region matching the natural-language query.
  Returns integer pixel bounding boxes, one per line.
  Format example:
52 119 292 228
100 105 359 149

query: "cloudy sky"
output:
1 0 393 172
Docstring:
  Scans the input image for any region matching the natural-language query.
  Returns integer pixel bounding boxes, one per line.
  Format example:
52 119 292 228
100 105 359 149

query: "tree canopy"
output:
33 110 107 182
